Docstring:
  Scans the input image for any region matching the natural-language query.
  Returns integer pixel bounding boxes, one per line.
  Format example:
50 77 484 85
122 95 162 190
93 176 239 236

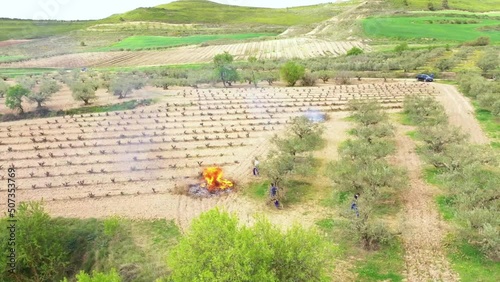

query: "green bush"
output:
346 47 364 56
168 209 333 281
280 61 305 87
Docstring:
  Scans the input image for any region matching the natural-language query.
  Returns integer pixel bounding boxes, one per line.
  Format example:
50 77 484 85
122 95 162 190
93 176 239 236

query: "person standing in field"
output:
351 193 360 217
253 157 260 176
269 183 281 209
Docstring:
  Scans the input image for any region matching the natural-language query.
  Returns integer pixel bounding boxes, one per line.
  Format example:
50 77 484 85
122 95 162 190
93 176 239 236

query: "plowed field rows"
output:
0 82 436 218
1 38 367 68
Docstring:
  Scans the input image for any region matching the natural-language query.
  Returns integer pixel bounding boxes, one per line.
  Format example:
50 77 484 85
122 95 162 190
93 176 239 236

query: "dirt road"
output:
434 83 489 145
394 125 459 282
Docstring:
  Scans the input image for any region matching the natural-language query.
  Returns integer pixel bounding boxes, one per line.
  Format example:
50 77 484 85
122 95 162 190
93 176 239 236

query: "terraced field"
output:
0 82 436 228
0 38 368 68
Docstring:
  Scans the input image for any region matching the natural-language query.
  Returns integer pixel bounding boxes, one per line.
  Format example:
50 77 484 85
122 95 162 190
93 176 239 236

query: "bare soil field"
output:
0 38 367 68
0 39 31 47
394 125 459 282
0 82 436 229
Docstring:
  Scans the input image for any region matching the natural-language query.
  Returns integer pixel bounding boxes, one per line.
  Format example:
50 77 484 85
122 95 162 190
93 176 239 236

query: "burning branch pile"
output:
189 167 234 197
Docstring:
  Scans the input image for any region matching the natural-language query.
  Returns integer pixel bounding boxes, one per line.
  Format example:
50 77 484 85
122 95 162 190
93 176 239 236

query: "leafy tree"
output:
348 100 388 126
403 95 448 125
5 202 68 282
168 209 332 281
477 49 499 73
27 80 60 108
346 47 364 56
261 116 324 195
261 71 279 85
280 61 305 86
0 80 8 98
110 74 147 99
5 85 30 114
419 124 468 153
71 81 96 105
394 42 409 54
61 269 121 282
152 77 175 90
17 76 36 90
247 56 259 87
273 116 324 156
260 150 298 187
214 52 238 87
436 58 455 72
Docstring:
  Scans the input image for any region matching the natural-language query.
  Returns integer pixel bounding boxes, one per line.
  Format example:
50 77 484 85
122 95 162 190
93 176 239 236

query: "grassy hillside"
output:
389 0 500 12
0 19 92 41
363 16 500 42
104 0 342 26
101 33 276 50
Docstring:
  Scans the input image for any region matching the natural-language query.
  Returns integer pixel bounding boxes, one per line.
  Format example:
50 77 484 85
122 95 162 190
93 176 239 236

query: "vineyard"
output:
1 38 367 68
0 82 437 220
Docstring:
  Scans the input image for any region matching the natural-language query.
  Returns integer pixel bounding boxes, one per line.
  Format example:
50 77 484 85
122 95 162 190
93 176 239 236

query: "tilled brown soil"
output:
394 125 459 282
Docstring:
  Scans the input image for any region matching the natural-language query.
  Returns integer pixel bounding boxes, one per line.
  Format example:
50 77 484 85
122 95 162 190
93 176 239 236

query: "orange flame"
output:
203 167 233 191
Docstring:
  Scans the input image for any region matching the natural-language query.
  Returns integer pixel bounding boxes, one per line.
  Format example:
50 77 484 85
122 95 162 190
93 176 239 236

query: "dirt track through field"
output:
394 125 459 282
434 83 489 144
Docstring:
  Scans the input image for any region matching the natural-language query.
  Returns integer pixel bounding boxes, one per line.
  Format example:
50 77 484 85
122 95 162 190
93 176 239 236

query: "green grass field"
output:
363 16 500 42
0 68 57 77
103 0 344 26
0 55 26 63
102 33 277 51
0 19 91 41
389 0 500 12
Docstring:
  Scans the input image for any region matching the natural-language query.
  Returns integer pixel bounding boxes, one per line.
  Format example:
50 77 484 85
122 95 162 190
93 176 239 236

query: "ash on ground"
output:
188 184 234 198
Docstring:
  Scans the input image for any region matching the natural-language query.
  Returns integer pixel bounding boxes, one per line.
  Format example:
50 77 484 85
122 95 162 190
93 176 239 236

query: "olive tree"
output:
477 49 499 73
110 74 147 99
5 85 30 114
214 52 238 87
71 81 96 105
27 80 61 108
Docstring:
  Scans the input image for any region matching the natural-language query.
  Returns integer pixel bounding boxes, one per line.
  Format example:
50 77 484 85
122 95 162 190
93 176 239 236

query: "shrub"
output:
346 47 364 56
301 71 317 86
280 61 305 87
168 209 332 281
335 71 351 85
464 36 490 46
394 42 409 54
436 58 455 72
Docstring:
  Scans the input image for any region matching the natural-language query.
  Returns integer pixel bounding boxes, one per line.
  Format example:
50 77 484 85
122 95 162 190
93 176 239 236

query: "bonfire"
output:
189 167 234 197
202 167 234 192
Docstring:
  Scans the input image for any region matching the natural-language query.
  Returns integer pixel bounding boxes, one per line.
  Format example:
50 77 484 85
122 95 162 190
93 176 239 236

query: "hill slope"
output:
389 0 500 12
103 0 344 26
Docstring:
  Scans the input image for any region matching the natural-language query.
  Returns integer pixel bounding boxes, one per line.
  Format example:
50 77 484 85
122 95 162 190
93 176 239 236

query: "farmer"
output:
351 193 360 217
270 183 278 199
270 183 281 209
253 157 260 176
